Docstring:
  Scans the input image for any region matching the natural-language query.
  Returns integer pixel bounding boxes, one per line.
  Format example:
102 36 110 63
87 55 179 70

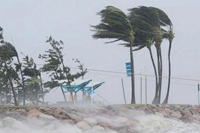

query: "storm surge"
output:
0 105 200 133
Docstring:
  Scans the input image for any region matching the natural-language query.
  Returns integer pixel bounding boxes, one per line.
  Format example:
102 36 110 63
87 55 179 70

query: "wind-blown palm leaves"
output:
128 6 173 104
92 6 137 104
92 6 174 104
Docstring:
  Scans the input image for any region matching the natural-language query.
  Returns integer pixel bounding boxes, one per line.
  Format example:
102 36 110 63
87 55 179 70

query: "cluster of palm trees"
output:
92 6 174 104
0 27 86 106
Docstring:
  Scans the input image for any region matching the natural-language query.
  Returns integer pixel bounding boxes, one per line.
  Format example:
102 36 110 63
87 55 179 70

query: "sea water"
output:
0 112 200 133
135 115 200 133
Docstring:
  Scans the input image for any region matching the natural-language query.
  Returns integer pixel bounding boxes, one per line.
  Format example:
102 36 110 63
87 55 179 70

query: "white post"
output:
198 84 200 105
121 79 126 104
145 75 147 104
140 76 142 104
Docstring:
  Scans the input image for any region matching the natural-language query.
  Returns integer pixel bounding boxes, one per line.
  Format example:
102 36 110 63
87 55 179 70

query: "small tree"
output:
0 28 19 106
39 36 86 102
22 55 44 105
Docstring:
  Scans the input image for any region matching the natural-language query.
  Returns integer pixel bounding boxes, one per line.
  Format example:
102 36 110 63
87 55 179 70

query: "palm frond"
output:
92 6 133 44
132 44 146 51
129 6 160 28
149 7 172 27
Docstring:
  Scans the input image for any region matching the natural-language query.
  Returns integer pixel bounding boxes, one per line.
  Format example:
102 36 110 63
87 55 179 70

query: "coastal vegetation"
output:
0 5 174 106
92 6 174 104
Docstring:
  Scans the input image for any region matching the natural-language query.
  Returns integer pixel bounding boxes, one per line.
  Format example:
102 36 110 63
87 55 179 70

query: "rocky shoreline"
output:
0 104 200 133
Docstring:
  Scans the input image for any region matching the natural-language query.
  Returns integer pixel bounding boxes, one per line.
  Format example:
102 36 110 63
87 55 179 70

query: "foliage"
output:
39 36 87 101
22 55 43 104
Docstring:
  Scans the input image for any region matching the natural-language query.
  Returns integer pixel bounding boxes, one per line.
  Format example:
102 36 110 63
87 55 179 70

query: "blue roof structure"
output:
57 79 104 94
58 79 92 93
84 82 105 94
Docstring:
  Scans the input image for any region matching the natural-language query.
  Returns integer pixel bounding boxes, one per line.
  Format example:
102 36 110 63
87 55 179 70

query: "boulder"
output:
28 109 41 117
43 124 55 131
91 125 105 132
181 109 193 117
83 117 98 127
76 121 91 131
2 117 29 131
27 116 46 127
5 111 27 121
170 111 182 119
39 113 56 121
2 117 16 127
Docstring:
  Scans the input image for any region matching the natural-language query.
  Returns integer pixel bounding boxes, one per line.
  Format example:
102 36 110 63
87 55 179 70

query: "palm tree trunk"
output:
154 47 161 104
158 47 163 103
148 48 158 104
163 40 172 104
130 44 135 104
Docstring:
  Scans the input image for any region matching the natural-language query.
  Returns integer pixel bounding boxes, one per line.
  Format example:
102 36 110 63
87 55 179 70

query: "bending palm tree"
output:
92 6 136 104
149 7 174 104
128 6 162 104
163 28 174 104
128 6 173 104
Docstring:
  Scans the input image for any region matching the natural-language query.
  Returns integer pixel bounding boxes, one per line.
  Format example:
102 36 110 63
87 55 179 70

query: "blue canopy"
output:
84 82 105 94
58 79 92 93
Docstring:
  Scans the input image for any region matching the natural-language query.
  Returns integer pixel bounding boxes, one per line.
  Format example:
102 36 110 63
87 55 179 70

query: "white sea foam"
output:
0 110 200 133
134 114 200 133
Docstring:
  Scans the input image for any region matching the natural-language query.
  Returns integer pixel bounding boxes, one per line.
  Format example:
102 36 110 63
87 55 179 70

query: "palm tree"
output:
128 6 173 104
162 29 174 104
91 6 137 104
149 7 174 104
128 6 162 104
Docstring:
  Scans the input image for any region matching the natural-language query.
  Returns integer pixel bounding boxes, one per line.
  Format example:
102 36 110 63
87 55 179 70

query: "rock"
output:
181 109 193 117
164 108 172 115
43 124 55 131
155 111 167 117
170 111 182 119
12 120 29 130
68 113 83 123
76 121 91 131
27 116 46 127
83 117 97 127
6 111 27 121
2 117 16 127
180 115 194 123
2 117 29 131
62 119 74 125
189 107 198 115
118 128 128 133
124 119 137 127
28 109 41 117
39 113 56 121
147 104 160 112
92 125 105 132
16 109 28 116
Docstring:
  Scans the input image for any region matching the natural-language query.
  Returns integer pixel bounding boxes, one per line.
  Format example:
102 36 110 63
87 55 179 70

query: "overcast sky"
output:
0 0 200 104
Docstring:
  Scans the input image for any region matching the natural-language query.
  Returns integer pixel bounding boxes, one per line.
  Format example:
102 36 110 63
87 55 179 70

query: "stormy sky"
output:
0 0 200 104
